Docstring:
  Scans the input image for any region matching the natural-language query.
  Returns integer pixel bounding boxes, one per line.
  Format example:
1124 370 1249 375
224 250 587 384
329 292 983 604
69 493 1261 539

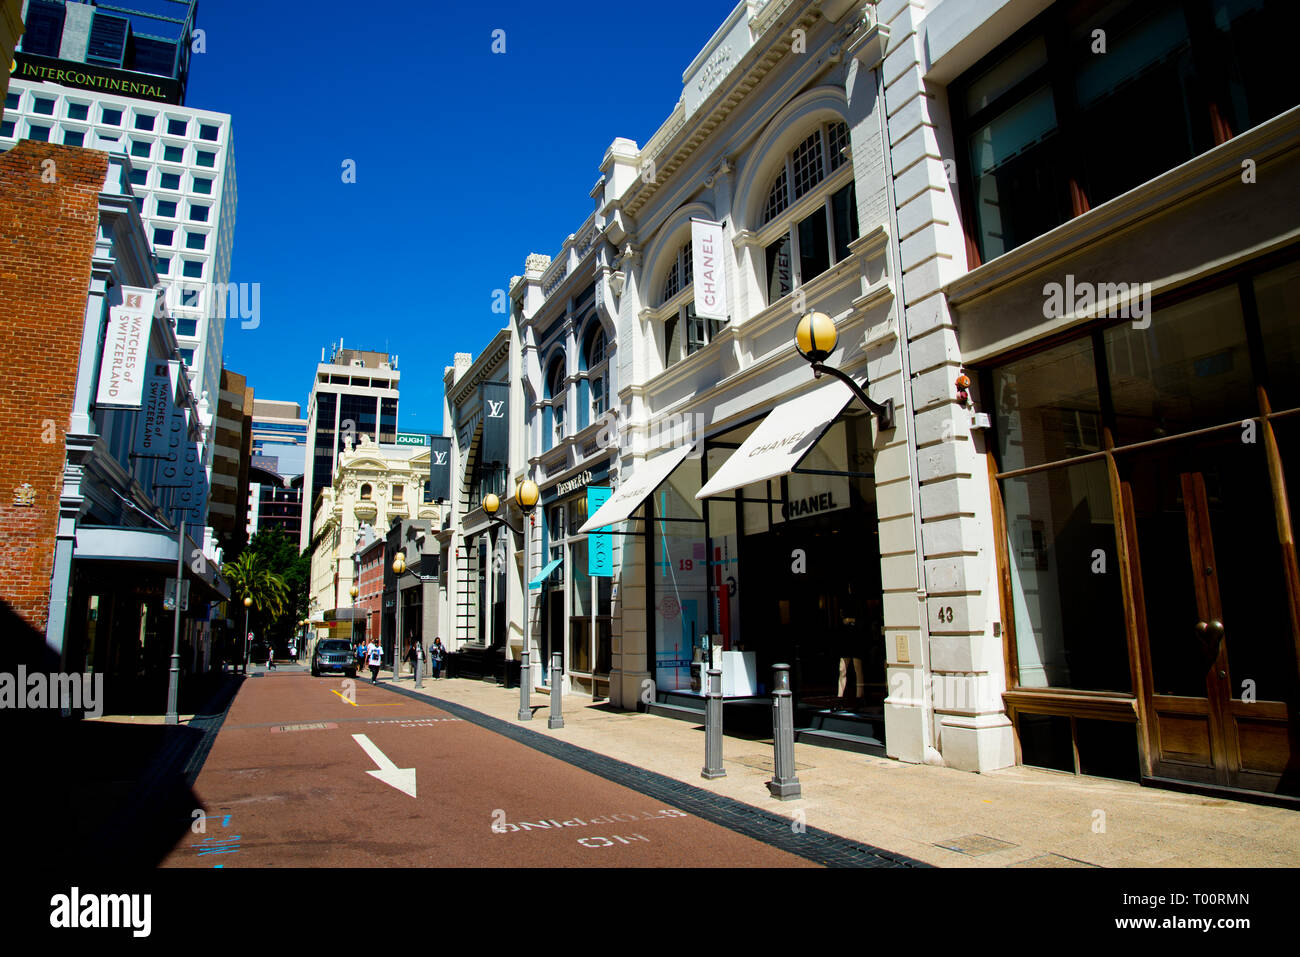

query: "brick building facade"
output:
0 141 108 644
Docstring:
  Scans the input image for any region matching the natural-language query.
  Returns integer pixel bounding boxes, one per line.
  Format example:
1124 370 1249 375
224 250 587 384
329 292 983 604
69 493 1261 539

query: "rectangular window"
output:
134 113 156 131
188 204 210 222
156 256 171 274
993 338 1101 473
2 120 16 138
764 233 793 304
175 317 198 337
63 129 84 147
392 485 404 502
156 199 177 217
26 124 51 142
664 316 681 368
32 97 55 116
153 228 174 246
1002 458 1130 692
185 232 207 250
20 1 65 57
163 144 184 163
797 206 831 283
591 374 606 417
192 176 212 194
159 172 181 190
167 118 187 136
5 92 19 109
180 348 195 365
87 13 129 67
195 150 216 168
830 182 859 263
101 107 122 126
130 139 151 158
129 168 147 187
686 302 709 355
182 260 203 279
199 123 220 141
66 102 88 120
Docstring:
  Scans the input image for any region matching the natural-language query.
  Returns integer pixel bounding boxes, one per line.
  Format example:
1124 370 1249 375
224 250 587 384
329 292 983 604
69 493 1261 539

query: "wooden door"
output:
1127 437 1297 792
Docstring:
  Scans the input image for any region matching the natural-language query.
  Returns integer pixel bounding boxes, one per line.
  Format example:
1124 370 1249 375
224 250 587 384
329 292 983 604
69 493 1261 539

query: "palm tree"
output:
223 552 290 659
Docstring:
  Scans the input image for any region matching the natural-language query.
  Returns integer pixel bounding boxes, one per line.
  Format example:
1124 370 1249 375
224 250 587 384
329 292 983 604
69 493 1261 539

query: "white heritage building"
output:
446 0 1300 798
465 0 1004 771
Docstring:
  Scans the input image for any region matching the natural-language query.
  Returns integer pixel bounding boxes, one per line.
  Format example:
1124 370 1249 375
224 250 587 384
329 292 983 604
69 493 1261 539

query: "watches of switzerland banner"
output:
95 286 157 409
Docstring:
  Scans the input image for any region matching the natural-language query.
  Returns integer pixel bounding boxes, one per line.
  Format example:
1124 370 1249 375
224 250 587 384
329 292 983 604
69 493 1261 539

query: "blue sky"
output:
187 0 738 434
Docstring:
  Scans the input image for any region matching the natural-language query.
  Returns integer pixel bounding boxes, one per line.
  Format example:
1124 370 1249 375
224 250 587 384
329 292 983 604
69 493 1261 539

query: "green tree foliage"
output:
227 529 312 648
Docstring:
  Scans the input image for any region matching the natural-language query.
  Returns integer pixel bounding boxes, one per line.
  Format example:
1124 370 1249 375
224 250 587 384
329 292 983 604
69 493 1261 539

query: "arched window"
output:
547 356 566 445
360 483 372 500
658 239 726 368
760 120 859 304
583 324 609 419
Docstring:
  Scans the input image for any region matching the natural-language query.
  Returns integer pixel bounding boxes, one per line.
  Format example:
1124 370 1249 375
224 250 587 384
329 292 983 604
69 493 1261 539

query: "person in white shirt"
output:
367 639 383 684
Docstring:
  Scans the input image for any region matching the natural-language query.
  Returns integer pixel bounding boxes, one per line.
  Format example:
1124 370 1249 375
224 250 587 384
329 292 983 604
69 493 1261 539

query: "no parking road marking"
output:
352 733 417 798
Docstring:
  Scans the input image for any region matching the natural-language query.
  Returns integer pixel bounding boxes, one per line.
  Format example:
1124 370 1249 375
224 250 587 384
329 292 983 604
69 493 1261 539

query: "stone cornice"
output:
449 330 512 408
623 0 820 220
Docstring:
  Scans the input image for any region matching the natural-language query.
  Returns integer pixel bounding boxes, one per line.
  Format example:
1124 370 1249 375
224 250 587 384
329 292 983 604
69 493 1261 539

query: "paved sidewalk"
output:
375 672 1299 867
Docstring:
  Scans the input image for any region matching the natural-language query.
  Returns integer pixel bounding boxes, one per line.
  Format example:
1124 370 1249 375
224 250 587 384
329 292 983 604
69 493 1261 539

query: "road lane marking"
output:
330 689 402 708
352 733 418 798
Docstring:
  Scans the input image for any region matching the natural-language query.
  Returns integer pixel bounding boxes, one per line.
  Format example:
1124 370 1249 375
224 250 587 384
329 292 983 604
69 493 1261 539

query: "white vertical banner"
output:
690 218 728 321
95 286 157 408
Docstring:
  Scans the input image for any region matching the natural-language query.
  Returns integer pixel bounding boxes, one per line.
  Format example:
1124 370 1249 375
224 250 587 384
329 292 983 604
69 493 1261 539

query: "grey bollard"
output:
766 664 802 800
548 651 564 729
702 668 726 779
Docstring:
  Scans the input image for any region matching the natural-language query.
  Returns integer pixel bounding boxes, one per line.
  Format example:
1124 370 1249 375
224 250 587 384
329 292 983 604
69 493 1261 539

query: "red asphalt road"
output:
161 672 816 868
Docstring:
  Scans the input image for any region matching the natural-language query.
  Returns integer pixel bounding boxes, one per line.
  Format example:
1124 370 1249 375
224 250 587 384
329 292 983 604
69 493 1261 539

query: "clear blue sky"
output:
190 0 737 433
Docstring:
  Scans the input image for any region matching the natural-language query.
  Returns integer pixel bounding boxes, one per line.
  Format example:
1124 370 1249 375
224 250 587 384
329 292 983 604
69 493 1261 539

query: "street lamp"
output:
795 311 895 430
392 551 406 681
242 595 253 674
484 478 540 721
351 582 361 650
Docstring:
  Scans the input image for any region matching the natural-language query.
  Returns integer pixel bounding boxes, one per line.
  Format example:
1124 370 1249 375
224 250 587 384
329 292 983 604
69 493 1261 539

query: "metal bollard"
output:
766 664 802 800
701 668 726 779
548 651 564 729
414 646 423 689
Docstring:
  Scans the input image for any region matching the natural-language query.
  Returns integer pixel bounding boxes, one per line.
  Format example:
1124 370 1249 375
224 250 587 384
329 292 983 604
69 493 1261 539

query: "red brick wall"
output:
0 142 109 635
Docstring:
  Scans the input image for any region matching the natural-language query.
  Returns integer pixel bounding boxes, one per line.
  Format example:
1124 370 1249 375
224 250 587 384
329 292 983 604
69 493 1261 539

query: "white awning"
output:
577 443 695 533
696 381 853 499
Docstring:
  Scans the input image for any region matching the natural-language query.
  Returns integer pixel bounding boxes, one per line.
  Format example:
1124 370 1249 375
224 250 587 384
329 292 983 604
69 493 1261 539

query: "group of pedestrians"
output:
353 636 447 684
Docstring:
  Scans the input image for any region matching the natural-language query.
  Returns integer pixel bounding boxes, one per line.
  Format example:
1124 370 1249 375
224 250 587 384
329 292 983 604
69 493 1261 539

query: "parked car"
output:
312 638 357 678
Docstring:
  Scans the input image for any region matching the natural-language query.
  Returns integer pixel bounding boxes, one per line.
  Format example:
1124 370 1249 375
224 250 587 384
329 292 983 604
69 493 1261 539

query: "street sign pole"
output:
165 519 184 725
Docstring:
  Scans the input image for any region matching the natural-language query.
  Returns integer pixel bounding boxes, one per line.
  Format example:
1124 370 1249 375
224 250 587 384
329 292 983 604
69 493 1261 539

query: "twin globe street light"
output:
482 478 541 721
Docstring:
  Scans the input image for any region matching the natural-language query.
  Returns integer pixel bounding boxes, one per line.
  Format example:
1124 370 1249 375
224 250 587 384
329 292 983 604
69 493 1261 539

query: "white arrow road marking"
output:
352 733 417 798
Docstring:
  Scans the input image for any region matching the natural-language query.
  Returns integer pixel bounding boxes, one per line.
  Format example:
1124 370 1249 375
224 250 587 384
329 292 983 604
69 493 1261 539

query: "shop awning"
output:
529 557 562 590
696 381 853 499
577 443 696 533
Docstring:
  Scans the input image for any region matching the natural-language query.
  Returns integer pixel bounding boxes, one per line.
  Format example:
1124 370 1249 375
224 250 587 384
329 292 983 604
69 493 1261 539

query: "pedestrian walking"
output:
267 642 276 670
405 635 424 680
430 637 445 680
367 638 383 684
356 640 366 674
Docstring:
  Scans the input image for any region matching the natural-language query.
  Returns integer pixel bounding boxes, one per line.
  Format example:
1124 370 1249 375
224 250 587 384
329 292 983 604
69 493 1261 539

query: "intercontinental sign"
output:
12 52 183 105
